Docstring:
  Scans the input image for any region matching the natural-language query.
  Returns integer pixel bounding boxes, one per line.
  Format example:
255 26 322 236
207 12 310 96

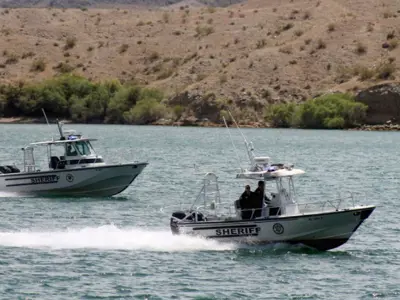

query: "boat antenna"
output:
41 108 50 127
56 119 64 140
228 110 256 165
42 108 55 141
223 116 242 170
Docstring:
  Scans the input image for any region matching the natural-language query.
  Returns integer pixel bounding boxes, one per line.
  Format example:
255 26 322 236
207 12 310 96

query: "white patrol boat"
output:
169 115 375 251
170 171 375 251
0 120 147 197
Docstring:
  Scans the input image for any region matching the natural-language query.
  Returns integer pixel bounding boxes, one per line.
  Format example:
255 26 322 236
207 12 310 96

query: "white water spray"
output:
0 191 23 197
0 224 236 252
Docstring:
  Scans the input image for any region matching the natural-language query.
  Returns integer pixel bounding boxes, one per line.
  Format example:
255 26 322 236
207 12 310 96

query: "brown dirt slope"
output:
0 0 399 121
0 0 241 8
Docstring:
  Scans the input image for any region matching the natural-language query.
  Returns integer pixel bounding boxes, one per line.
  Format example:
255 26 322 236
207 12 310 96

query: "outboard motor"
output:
170 211 186 235
170 211 205 235
7 165 20 173
0 166 12 173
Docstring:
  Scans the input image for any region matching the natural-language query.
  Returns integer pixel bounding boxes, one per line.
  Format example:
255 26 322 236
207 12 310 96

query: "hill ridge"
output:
0 0 399 123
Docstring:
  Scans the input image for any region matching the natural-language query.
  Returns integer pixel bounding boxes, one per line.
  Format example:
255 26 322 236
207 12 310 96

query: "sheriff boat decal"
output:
30 175 60 184
215 226 261 237
192 224 261 238
6 174 60 186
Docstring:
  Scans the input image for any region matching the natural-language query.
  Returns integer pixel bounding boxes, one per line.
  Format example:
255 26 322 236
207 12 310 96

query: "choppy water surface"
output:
0 125 399 299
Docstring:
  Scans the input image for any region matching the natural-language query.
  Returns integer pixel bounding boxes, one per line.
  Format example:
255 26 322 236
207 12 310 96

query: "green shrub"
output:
207 6 216 13
375 62 396 80
119 44 129 54
69 94 87 122
156 67 174 80
264 102 296 128
64 36 77 50
106 86 141 123
256 39 266 49
265 93 367 129
324 116 345 129
195 25 214 37
74 85 110 122
173 105 184 120
30 58 46 72
148 51 160 62
54 62 75 73
299 94 367 128
0 75 167 124
124 98 167 124
5 53 19 64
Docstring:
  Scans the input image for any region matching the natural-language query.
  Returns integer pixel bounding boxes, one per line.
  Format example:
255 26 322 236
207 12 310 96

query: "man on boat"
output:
238 185 253 219
254 181 264 200
239 185 251 203
251 181 263 217
254 181 273 217
66 144 77 156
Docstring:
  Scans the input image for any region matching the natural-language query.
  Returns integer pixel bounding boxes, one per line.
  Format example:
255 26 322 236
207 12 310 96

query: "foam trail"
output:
0 191 23 197
0 225 236 252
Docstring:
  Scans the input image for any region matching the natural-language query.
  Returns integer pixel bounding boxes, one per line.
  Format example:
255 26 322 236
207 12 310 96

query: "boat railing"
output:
23 146 36 172
53 156 104 168
167 191 367 222
74 156 103 166
299 191 366 212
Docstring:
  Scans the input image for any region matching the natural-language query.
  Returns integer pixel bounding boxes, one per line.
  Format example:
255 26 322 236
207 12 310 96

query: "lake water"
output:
0 124 399 299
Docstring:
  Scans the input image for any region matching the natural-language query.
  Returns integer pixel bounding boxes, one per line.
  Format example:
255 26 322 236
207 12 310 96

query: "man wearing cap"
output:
239 185 252 219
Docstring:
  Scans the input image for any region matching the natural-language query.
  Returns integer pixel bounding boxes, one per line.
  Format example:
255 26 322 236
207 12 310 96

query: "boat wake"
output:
0 224 236 252
0 191 24 198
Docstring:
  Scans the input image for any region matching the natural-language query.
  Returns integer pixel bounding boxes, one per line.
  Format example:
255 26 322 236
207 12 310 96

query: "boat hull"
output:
0 163 147 197
170 205 375 251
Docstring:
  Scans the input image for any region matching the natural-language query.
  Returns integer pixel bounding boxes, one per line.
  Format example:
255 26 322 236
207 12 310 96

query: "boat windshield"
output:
66 143 78 156
74 141 92 156
65 141 92 156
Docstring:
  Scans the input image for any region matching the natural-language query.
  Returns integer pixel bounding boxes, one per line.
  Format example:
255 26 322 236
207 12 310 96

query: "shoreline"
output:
0 117 399 131
0 117 269 128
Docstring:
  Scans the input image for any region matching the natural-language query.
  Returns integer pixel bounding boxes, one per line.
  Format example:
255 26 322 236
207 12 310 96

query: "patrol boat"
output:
170 168 375 251
169 118 375 251
0 121 147 197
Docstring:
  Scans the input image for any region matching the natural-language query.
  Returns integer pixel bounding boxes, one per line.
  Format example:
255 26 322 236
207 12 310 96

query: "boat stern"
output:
169 210 207 235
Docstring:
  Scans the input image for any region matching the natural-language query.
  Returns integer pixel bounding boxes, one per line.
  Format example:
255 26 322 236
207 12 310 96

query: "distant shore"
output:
1 117 399 131
0 117 269 128
0 117 53 124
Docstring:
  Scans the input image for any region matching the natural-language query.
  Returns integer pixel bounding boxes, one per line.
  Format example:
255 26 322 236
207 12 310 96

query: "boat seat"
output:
49 156 59 169
57 160 66 169
49 156 67 169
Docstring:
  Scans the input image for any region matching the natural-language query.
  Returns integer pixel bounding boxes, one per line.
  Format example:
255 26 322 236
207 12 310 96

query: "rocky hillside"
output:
356 83 400 125
0 0 241 8
0 0 399 123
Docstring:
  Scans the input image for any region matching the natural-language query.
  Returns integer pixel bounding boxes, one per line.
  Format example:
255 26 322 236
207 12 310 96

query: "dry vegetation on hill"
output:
0 0 399 124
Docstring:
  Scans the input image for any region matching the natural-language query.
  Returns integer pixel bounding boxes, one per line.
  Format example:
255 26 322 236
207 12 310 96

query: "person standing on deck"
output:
238 185 252 219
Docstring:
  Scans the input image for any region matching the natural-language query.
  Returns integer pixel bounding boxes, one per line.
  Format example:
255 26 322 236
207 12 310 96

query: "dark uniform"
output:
239 190 251 204
252 187 264 218
239 188 253 219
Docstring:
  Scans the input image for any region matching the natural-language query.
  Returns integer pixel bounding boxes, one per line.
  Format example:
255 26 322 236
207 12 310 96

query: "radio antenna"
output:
41 108 50 127
223 116 242 170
